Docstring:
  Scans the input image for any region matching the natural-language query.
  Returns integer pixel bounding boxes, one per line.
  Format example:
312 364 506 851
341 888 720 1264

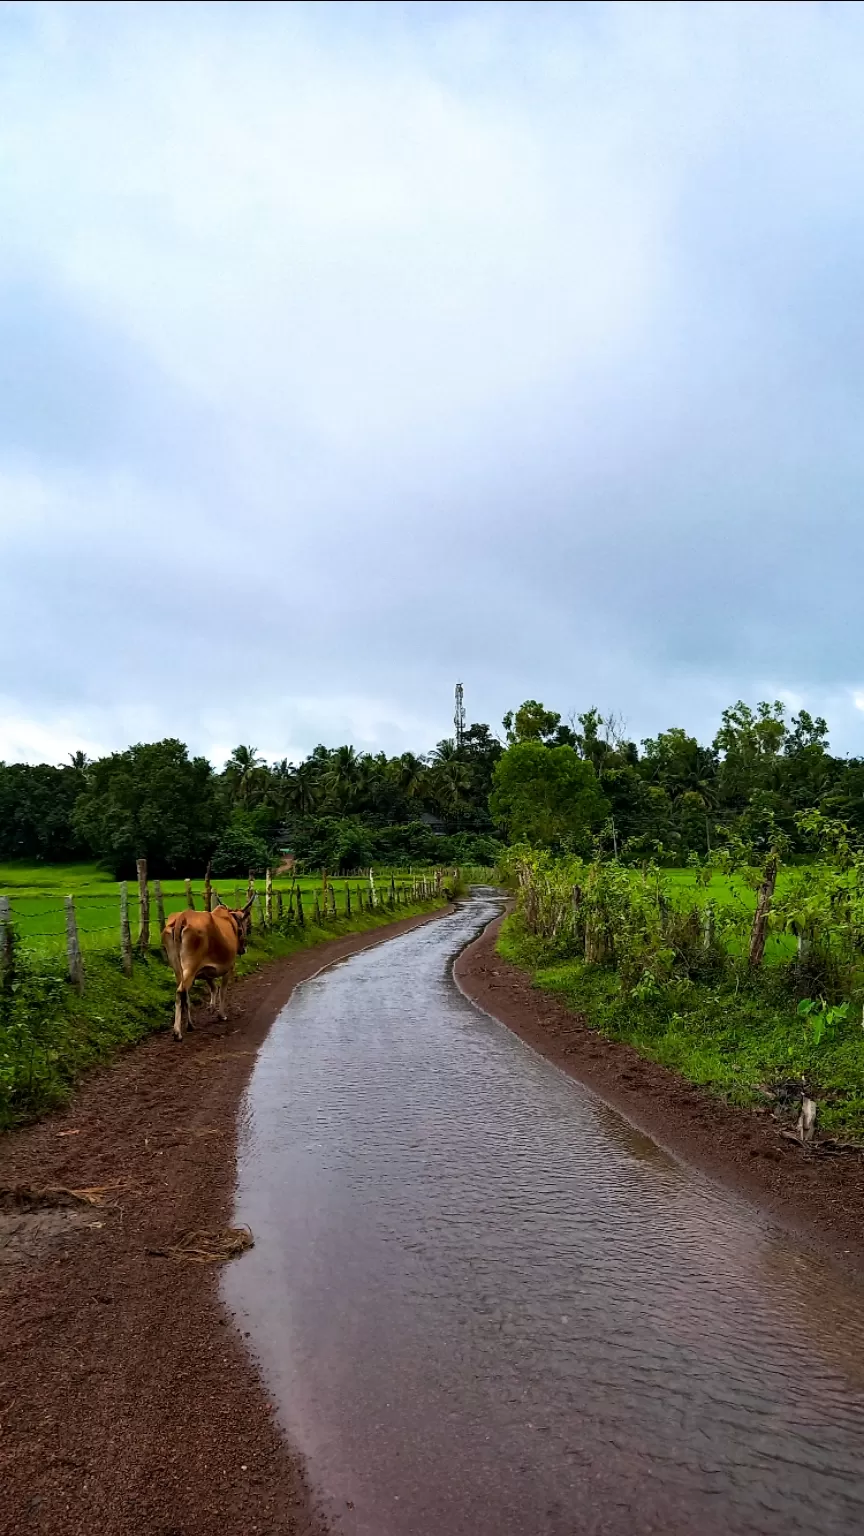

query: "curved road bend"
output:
223 891 864 1536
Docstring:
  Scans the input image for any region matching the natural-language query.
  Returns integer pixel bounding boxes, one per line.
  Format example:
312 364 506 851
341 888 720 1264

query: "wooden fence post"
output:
390 875 396 907
296 887 305 927
276 889 284 922
136 858 150 953
314 892 322 924
345 886 352 918
204 861 212 913
265 868 273 927
571 885 582 944
0 895 12 982
368 868 376 909
749 855 778 969
65 895 85 992
185 878 195 910
119 883 133 977
329 884 337 920
255 891 267 930
153 878 166 938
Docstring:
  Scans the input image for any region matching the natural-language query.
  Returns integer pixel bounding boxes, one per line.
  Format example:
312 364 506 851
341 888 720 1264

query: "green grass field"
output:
0 861 450 954
646 866 803 962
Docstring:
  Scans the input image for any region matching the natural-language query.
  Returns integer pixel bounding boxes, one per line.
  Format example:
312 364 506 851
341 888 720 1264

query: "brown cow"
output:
162 896 255 1041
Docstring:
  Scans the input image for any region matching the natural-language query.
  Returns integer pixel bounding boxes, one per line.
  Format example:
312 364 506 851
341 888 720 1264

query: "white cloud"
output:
3 1 864 760
0 703 105 766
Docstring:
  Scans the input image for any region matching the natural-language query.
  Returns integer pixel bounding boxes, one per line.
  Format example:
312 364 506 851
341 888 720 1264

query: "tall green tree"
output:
489 743 609 849
0 763 85 862
713 701 788 805
73 739 219 877
502 700 562 745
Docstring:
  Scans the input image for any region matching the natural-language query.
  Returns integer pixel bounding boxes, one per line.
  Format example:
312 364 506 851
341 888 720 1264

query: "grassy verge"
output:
0 896 447 1130
497 914 864 1139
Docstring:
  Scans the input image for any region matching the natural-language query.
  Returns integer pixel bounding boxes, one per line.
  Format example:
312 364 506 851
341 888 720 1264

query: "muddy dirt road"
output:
225 891 864 1536
5 891 864 1535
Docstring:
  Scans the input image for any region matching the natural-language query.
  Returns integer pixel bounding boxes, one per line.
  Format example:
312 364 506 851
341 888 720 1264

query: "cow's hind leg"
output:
165 928 186 1041
173 987 187 1042
216 967 235 1021
173 962 197 1041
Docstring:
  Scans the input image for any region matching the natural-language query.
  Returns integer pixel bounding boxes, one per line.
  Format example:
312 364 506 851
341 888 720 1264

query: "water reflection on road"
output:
224 893 864 1535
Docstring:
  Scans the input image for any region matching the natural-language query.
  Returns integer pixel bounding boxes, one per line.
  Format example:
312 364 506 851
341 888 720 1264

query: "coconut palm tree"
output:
324 744 363 809
224 745 265 806
284 759 320 816
431 757 472 827
393 751 427 799
430 737 459 765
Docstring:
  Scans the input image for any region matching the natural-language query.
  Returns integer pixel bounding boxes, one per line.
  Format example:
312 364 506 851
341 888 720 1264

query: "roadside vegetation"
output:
498 832 864 1138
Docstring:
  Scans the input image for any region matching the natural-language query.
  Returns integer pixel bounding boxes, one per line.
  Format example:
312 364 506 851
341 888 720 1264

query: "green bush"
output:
211 820 271 878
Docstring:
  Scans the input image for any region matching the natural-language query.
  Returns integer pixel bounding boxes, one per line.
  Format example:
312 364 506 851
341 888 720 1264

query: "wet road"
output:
224 893 864 1535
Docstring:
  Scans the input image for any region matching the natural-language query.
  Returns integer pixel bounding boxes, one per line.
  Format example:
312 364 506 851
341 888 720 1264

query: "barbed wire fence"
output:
0 862 482 994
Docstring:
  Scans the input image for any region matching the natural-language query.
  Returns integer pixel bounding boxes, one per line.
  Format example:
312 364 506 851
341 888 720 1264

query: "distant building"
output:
418 811 447 834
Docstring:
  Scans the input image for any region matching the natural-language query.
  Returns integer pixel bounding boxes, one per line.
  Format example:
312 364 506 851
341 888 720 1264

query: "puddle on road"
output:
224 893 864 1536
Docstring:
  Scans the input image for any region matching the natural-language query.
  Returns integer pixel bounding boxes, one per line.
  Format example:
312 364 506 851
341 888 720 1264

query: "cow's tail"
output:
163 912 187 981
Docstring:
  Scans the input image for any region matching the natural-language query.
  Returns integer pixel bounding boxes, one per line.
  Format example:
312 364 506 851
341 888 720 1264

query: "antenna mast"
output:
454 681 466 749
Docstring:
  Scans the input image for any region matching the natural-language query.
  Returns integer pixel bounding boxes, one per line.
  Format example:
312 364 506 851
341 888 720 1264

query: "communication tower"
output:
454 682 466 748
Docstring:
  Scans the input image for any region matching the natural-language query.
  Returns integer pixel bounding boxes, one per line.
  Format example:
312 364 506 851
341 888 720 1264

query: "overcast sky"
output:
3 0 864 767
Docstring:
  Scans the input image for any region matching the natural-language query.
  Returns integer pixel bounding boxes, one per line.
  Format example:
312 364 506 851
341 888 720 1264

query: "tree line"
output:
490 698 864 862
1 695 862 876
0 726 504 877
